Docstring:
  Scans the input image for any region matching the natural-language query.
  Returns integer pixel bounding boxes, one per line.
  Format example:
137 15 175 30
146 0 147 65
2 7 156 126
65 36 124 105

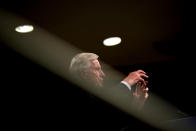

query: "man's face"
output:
89 59 105 87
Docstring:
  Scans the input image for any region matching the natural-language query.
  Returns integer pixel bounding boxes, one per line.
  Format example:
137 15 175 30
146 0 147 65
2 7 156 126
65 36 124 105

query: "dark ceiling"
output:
1 0 194 66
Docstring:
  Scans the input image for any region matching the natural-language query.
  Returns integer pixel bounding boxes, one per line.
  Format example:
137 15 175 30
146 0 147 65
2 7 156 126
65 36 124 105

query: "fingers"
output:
137 70 146 74
140 78 147 86
144 88 149 93
138 73 148 86
137 82 142 87
137 82 149 93
140 73 148 79
141 84 148 93
145 93 149 99
137 70 148 85
136 82 140 91
136 82 144 92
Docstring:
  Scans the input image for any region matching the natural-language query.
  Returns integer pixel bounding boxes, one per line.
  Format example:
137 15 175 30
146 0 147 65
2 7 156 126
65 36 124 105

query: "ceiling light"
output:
103 37 121 46
15 25 34 33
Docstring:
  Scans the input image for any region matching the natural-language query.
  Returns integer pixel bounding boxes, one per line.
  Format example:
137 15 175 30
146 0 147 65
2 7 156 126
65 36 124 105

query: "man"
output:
69 52 149 108
69 52 152 130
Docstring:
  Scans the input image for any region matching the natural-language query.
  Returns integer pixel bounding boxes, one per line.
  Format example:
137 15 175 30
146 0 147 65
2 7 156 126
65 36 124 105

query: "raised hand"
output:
132 82 149 110
133 82 149 101
123 70 148 87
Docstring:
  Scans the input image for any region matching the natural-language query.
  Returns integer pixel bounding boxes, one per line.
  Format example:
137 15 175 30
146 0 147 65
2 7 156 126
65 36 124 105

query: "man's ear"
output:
79 69 89 78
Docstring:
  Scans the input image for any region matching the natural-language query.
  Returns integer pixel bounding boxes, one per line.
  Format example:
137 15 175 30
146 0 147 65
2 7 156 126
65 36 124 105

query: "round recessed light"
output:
103 37 121 46
15 25 34 33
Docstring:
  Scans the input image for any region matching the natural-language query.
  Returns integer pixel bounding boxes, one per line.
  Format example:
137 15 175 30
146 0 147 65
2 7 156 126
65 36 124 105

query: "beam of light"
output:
0 10 191 131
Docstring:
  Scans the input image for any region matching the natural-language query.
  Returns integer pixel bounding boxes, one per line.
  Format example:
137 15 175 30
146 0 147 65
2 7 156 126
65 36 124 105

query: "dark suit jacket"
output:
44 82 154 131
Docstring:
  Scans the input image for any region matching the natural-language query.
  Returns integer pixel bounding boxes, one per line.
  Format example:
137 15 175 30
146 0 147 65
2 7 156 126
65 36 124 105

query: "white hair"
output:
69 53 99 73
